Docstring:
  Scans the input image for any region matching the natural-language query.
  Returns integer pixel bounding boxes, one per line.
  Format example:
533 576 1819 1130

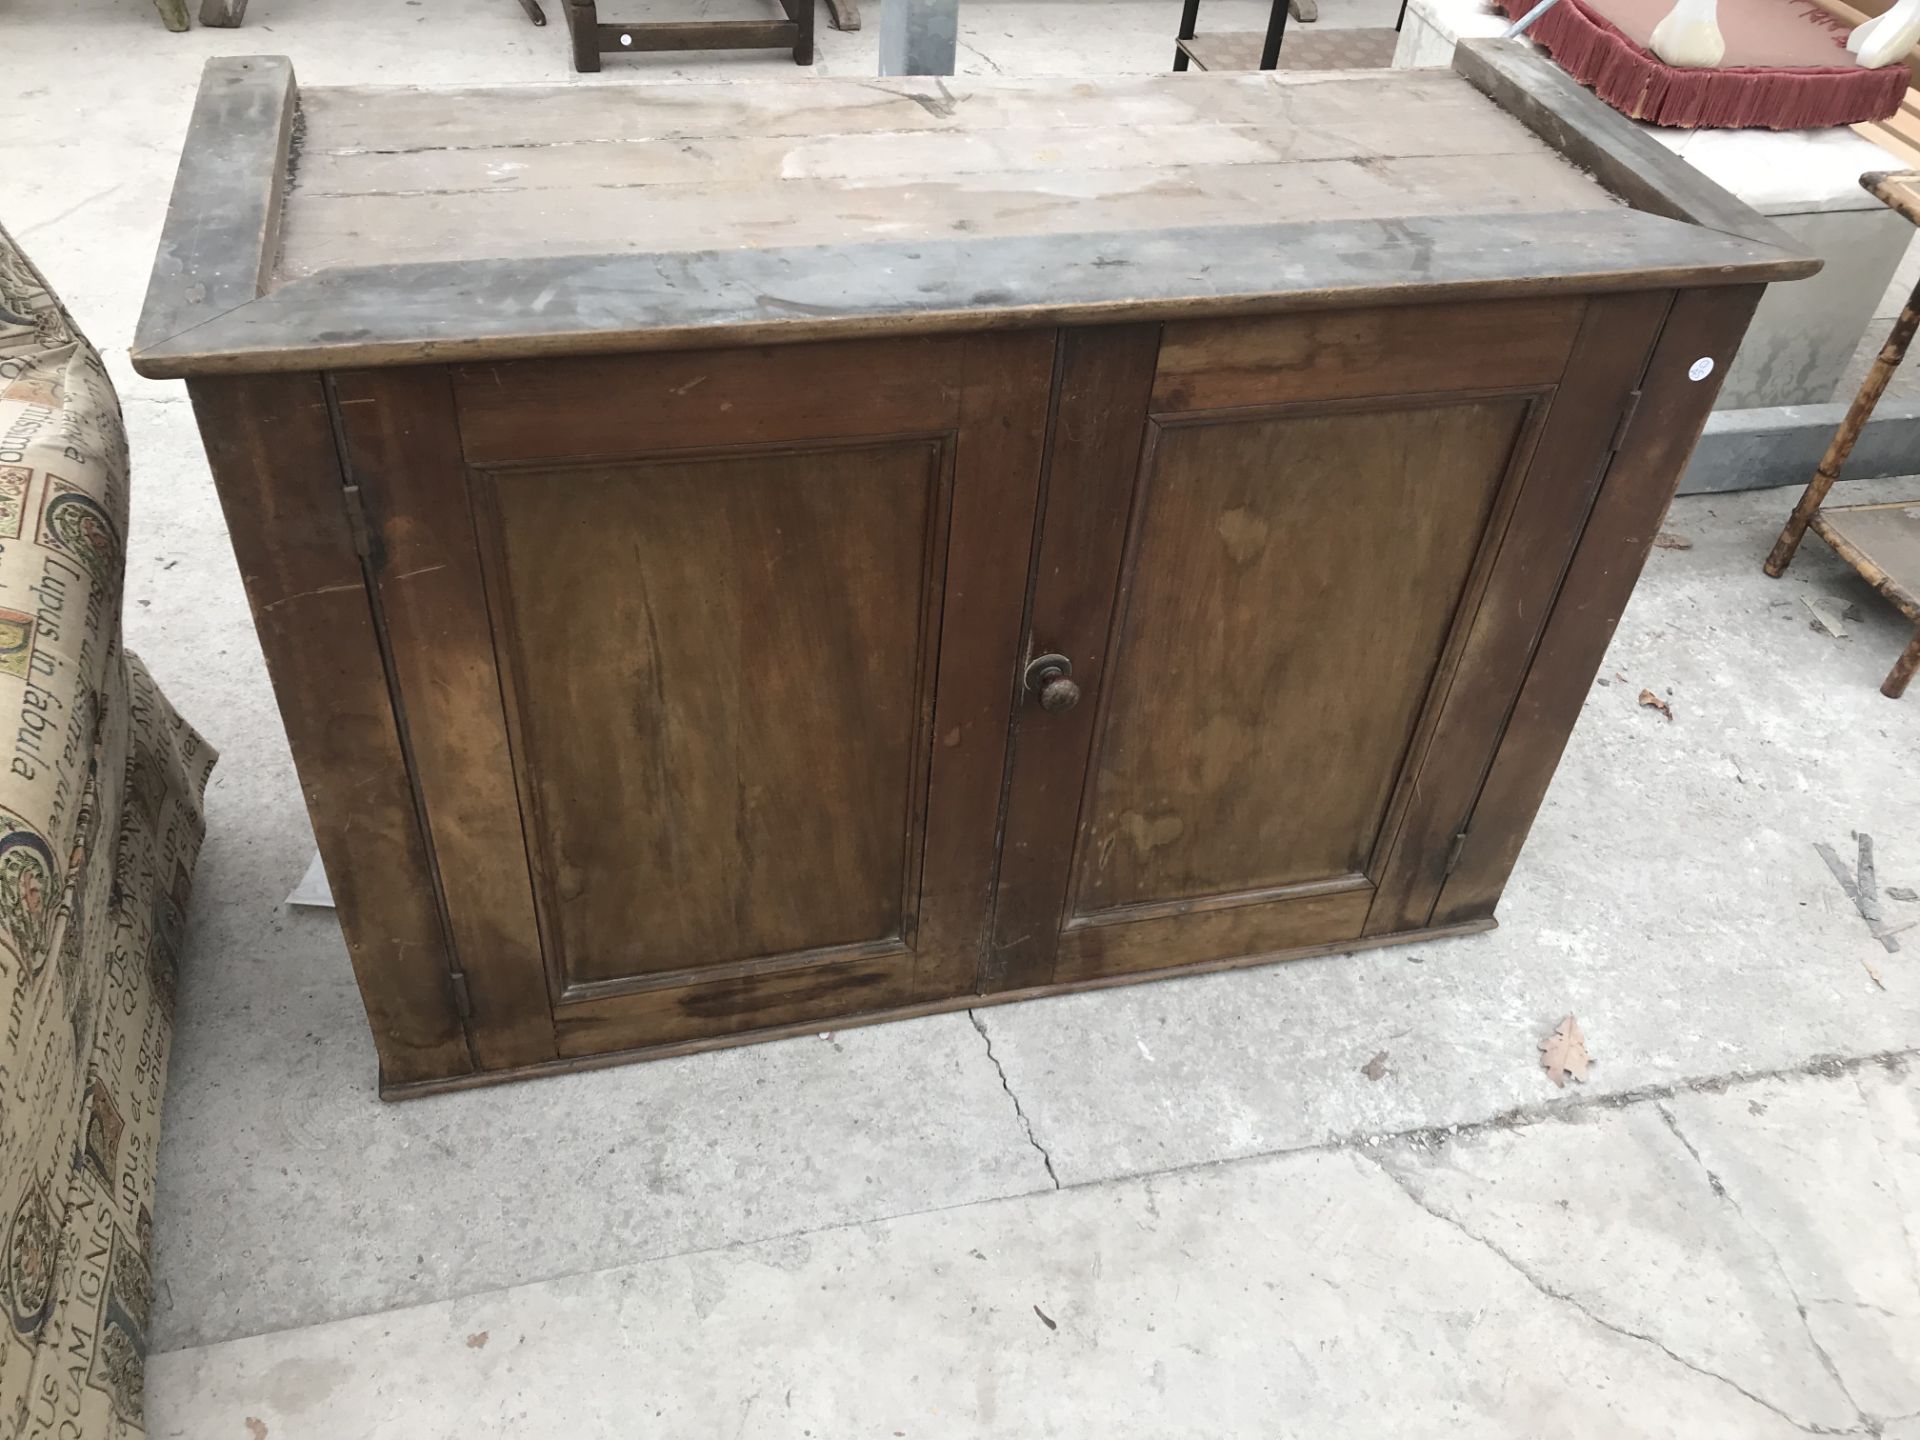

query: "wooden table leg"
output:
823 0 860 31
1765 274 1920 577
196 0 246 25
783 0 815 63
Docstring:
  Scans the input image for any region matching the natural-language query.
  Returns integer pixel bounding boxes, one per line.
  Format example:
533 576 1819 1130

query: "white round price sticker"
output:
1688 357 1714 382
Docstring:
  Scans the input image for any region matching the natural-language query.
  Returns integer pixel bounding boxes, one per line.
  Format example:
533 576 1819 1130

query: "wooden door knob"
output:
1024 653 1080 712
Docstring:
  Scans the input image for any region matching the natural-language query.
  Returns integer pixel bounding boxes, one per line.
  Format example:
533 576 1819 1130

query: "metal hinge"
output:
1444 829 1470 876
448 969 473 1020
342 483 374 560
1608 389 1644 455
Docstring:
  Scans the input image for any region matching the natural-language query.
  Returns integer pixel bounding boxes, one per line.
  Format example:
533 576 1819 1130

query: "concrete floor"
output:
6 0 1920 1435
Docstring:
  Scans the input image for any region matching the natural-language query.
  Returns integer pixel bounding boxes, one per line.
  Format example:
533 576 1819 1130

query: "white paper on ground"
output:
287 850 336 909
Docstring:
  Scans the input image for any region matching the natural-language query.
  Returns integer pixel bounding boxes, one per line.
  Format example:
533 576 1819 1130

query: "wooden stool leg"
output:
793 0 815 63
1765 279 1920 577
565 0 602 70
1885 627 1920 700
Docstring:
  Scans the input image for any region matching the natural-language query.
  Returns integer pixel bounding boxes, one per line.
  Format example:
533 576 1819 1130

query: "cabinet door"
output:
990 297 1670 989
335 333 1052 1068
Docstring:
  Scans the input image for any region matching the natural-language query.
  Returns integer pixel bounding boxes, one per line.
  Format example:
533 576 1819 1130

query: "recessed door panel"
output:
478 439 946 987
1074 397 1532 916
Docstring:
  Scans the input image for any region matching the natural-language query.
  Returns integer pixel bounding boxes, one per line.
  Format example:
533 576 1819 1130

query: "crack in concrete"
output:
1110 1048 1920 1204
958 40 1005 73
1340 1049 1920 1161
18 182 123 239
1369 1153 1867 1438
969 1009 1059 1189
1654 1102 1870 1434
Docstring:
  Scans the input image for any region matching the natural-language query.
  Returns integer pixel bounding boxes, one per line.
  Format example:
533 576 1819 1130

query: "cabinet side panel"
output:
1433 284 1764 924
1365 289 1671 934
187 373 472 1087
333 366 558 1072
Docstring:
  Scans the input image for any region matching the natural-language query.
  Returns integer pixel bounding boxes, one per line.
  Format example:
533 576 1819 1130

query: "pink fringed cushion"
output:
1496 0 1911 128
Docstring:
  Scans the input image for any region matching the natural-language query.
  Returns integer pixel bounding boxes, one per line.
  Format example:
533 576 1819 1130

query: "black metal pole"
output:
1174 0 1200 69
1259 0 1289 69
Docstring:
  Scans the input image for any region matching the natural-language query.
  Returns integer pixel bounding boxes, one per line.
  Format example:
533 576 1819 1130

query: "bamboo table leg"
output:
1764 276 1920 577
1887 628 1920 699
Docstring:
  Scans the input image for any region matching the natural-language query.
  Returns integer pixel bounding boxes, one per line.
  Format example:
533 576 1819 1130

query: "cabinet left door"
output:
333 332 1055 1073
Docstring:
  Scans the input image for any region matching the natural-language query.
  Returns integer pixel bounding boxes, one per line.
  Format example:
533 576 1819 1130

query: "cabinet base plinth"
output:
377 916 1497 1100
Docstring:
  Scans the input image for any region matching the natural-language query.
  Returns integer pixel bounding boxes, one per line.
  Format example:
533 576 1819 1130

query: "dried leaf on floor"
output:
1638 689 1673 721
1652 531 1693 550
466 1331 489 1349
1362 1050 1389 1082
1862 954 1886 990
1539 1015 1590 1087
1033 1305 1058 1331
1889 886 1917 902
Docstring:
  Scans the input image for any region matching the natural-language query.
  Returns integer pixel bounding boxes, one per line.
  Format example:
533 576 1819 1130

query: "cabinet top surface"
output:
276 69 1614 278
131 45 1817 377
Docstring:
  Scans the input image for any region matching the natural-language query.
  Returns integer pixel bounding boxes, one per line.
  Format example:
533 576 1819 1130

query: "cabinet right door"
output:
989 294 1674 990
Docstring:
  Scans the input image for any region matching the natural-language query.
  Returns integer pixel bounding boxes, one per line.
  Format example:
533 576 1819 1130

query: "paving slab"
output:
980 479 1920 1186
1665 1064 1920 1421
155 991 1053 1351
148 1130 1816 1440
1379 1104 1860 1431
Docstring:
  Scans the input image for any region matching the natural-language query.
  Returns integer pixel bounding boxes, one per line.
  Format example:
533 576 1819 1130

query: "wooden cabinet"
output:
137 46 1815 1093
